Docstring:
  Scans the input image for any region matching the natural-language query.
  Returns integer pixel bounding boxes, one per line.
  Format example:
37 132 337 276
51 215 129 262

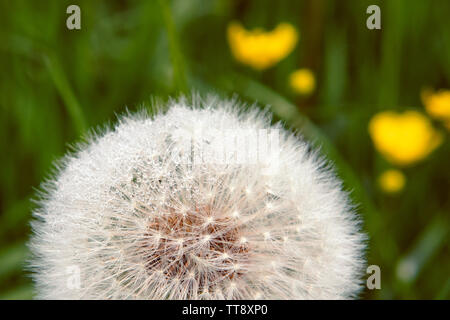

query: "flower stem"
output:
45 53 87 136
158 0 188 93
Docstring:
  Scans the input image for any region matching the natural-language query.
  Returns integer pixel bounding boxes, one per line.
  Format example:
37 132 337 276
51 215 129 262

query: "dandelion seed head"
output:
29 96 365 300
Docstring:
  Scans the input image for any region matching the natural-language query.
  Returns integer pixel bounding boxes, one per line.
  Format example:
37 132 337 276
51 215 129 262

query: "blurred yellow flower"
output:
289 69 316 95
369 111 443 166
378 169 406 193
421 88 450 122
227 22 298 70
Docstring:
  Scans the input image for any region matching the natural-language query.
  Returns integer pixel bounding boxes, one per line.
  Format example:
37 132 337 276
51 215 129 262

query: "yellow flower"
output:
369 111 443 166
289 69 316 95
422 88 450 121
378 169 406 193
227 22 298 70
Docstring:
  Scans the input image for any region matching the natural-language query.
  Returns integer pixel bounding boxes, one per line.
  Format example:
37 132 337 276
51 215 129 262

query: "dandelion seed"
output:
29 96 365 299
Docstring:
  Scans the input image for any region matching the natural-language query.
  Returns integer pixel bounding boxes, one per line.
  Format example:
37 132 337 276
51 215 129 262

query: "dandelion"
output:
289 68 316 95
369 111 443 166
227 22 298 70
29 96 365 299
378 169 406 194
421 88 450 122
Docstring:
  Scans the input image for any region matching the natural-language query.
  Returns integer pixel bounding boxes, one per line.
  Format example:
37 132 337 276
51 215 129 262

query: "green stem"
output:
158 0 188 93
396 215 448 285
45 53 87 136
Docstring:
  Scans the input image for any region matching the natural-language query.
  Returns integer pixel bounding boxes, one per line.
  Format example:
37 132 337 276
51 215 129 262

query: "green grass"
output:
0 0 449 299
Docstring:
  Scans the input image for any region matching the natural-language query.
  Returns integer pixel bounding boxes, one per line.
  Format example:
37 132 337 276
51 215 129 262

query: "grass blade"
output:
45 53 87 136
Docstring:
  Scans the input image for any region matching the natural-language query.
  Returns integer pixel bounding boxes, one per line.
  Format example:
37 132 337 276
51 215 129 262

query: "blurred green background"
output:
0 0 449 299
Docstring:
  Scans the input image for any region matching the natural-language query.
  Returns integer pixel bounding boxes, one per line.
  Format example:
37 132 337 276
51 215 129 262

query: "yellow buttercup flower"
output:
227 22 298 70
421 88 450 121
289 69 316 95
378 169 406 193
369 111 443 166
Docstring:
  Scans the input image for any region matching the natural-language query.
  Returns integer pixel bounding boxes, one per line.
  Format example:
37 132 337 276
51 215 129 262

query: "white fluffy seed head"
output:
28 96 366 300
